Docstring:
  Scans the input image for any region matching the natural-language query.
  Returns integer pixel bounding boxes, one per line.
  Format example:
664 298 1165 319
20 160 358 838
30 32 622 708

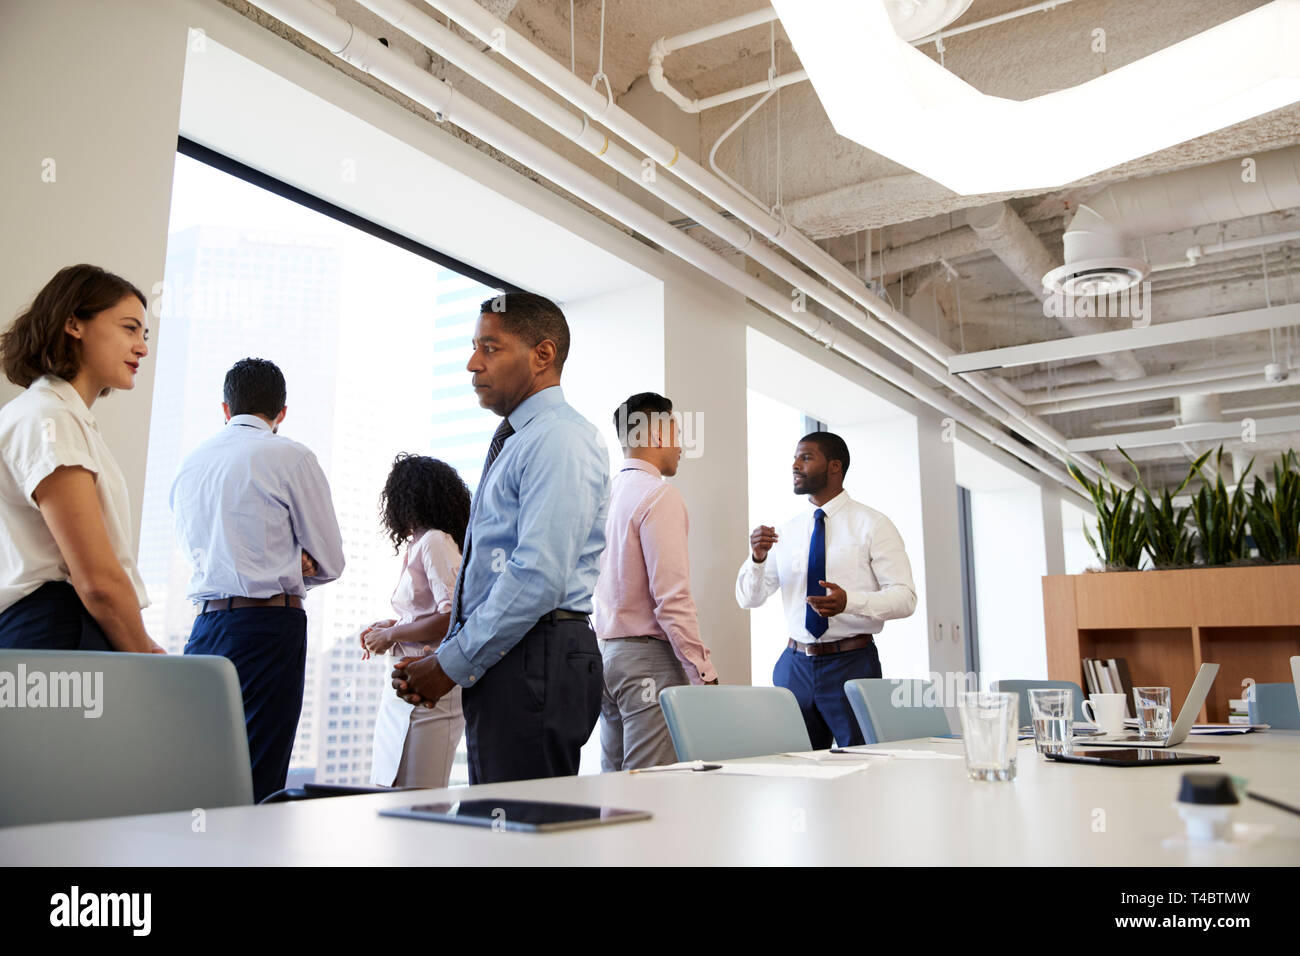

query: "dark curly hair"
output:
379 454 471 554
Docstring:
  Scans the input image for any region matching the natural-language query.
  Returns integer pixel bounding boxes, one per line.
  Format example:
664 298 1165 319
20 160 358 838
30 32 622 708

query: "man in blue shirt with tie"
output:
736 432 917 748
393 293 608 784
171 358 345 801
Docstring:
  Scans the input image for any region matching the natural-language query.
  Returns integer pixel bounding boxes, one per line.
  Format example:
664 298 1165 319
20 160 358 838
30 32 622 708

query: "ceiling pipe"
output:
967 201 1146 381
246 0 1085 492
1005 362 1118 392
1036 363 1299 415
1066 412 1300 453
412 0 1114 483
1023 358 1283 406
1046 145 1300 294
646 2 1076 114
1150 226 1300 271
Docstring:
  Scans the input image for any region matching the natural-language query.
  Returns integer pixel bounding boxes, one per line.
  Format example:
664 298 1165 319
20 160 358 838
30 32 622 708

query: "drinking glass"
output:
1133 686 1172 740
1028 687 1074 756
957 691 1018 782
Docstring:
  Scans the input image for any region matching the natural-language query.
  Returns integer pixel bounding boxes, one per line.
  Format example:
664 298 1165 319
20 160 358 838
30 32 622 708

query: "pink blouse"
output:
389 528 461 656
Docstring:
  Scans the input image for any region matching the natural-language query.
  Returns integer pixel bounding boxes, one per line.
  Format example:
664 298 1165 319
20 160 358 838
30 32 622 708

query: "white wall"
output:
0 0 189 552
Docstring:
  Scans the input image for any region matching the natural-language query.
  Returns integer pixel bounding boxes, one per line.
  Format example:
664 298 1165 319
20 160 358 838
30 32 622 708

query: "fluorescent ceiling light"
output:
772 0 1300 195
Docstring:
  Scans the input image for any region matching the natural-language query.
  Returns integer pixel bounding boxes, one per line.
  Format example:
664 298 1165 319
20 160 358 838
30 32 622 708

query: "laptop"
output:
1075 662 1219 748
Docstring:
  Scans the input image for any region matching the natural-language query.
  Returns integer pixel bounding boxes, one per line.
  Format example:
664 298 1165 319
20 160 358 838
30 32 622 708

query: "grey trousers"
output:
599 637 689 772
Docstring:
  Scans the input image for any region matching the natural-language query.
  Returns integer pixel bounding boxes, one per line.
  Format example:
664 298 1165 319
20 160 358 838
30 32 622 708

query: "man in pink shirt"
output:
594 392 718 771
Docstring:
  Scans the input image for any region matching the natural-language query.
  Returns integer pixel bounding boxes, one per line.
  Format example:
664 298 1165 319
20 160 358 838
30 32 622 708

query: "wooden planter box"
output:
1042 566 1300 722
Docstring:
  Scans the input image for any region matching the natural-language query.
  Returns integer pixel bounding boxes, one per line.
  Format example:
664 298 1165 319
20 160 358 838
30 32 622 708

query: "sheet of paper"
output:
779 750 883 762
835 746 962 760
711 761 872 779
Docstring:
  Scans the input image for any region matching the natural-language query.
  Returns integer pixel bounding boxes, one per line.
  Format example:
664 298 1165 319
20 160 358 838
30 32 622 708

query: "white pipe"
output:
707 87 777 216
247 0 1085 491
912 0 1082 47
417 0 1115 483
650 2 1082 115
1150 227 1300 271
1023 359 1279 406
660 8 779 54
1037 364 1298 415
1057 146 1300 281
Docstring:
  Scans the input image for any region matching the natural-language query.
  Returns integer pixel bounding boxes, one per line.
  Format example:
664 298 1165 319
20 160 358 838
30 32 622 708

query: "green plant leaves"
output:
1070 446 1299 570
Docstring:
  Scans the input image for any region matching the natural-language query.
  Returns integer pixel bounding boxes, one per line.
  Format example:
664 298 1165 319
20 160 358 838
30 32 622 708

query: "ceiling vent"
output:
883 0 975 41
1043 258 1149 297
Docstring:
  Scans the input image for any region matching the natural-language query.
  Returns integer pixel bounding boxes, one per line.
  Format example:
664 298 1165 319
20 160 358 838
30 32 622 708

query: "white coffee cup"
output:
1082 693 1127 735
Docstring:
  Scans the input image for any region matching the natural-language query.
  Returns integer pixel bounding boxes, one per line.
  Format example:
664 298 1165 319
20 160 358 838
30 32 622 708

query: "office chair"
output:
659 685 812 761
0 649 253 827
1247 679 1300 731
992 679 1088 724
844 678 953 743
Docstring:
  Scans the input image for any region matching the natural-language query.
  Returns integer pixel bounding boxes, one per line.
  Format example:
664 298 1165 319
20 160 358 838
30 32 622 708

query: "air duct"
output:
968 201 1145 380
1044 145 1300 295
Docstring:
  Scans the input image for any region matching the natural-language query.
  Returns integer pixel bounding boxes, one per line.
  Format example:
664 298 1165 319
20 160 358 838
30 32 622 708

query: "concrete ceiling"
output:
231 0 1300 490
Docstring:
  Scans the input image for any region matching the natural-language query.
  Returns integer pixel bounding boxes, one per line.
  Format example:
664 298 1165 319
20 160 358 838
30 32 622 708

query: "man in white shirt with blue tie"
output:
736 432 916 748
171 358 344 801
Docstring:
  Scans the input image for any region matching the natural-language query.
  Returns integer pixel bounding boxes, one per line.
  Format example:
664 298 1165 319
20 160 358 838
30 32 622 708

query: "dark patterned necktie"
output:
451 417 515 625
805 508 828 639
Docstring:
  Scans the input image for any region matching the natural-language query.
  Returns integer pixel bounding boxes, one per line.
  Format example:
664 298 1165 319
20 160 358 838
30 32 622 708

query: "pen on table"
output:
630 760 722 773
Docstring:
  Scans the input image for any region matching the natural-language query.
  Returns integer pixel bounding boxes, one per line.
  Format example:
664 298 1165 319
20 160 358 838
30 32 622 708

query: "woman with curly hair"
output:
364 453 471 788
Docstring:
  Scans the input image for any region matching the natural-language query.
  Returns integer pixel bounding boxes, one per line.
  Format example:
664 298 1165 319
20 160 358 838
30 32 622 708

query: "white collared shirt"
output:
170 414 345 602
0 375 149 614
735 490 917 642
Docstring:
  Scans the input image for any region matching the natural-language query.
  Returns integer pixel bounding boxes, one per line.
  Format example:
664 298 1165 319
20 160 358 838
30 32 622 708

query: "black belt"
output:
540 609 589 625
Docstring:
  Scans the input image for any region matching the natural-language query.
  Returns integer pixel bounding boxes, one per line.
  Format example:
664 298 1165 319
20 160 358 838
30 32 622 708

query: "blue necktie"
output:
805 508 827 639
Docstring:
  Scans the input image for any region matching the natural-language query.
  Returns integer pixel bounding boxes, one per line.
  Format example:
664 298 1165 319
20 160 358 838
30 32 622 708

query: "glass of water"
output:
1028 687 1074 756
957 691 1018 782
1133 686 1172 740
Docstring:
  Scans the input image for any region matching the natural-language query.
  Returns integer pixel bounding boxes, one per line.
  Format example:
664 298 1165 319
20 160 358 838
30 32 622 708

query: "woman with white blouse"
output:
0 264 162 652
362 454 470 788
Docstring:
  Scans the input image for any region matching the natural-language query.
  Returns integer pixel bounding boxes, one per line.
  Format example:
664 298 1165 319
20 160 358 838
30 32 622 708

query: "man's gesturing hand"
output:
750 525 778 563
806 580 847 618
392 654 457 709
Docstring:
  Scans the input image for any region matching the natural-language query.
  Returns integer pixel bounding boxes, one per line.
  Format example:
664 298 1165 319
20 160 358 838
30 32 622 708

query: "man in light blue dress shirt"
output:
393 293 608 784
171 358 344 801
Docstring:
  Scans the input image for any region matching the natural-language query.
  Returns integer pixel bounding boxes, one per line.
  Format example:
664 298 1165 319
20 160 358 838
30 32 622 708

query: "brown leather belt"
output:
788 634 874 656
203 594 303 613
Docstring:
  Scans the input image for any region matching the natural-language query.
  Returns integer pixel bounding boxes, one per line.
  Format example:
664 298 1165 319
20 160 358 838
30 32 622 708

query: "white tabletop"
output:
4 732 1299 865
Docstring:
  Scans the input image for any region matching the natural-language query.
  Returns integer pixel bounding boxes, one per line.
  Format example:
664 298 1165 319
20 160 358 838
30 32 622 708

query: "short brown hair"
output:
479 291 570 370
1 264 147 388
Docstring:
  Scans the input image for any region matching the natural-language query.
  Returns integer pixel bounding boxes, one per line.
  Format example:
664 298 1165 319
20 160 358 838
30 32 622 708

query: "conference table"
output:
3 732 1298 865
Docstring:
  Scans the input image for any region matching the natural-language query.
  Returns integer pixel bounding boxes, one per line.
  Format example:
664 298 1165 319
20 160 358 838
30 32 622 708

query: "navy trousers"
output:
185 606 307 802
0 581 113 651
461 616 604 785
773 642 882 749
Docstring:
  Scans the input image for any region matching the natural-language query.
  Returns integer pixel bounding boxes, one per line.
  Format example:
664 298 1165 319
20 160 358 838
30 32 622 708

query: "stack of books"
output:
1080 657 1135 718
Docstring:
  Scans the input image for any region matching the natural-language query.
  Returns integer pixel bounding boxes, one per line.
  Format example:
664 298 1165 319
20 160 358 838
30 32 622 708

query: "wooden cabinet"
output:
1042 567 1300 721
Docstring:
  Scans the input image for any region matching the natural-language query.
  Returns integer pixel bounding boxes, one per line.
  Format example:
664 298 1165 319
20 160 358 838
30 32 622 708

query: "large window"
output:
140 151 503 788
